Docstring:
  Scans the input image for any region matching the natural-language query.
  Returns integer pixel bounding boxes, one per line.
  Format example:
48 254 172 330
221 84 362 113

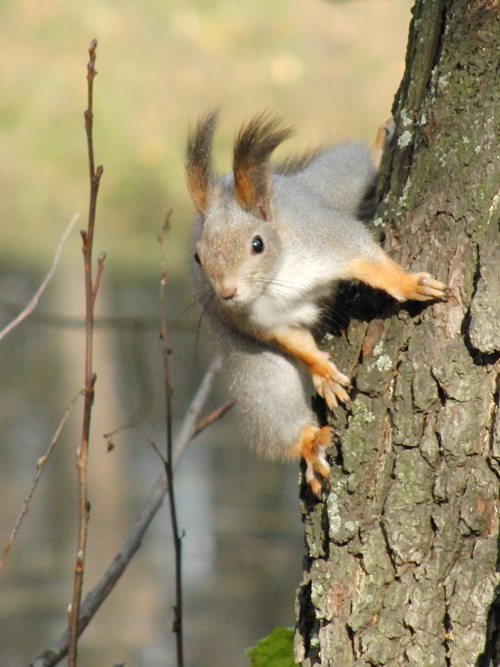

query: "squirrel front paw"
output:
299 424 332 499
310 352 350 410
393 272 448 302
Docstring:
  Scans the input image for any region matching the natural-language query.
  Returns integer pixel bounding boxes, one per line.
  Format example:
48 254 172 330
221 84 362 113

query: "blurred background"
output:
0 1 412 665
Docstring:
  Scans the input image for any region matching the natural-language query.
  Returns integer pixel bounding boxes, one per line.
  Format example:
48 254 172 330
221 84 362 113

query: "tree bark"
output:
295 2 500 666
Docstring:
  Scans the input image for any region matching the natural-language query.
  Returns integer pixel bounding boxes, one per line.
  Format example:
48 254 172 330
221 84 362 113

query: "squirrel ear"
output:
186 111 218 215
233 114 292 219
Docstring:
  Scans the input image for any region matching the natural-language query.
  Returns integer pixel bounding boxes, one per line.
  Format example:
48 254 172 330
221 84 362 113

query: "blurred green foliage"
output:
246 627 299 666
0 0 412 278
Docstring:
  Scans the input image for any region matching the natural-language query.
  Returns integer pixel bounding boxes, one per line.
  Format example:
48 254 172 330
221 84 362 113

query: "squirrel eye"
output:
193 252 201 265
251 236 264 254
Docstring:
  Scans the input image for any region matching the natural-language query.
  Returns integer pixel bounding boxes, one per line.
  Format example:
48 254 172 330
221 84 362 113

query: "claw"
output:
405 272 448 302
312 358 351 410
322 382 339 411
307 473 325 499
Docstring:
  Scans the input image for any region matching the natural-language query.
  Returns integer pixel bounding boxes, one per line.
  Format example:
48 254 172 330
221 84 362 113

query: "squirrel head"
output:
186 113 292 308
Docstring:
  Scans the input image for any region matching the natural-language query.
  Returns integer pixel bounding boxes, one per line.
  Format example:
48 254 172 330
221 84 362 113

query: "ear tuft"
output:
233 113 293 217
186 111 218 215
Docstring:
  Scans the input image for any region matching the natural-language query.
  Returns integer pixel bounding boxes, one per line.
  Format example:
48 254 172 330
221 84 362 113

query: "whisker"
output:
251 277 305 297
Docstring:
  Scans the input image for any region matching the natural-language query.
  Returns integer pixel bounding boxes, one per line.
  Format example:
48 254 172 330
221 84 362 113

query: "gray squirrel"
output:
186 112 446 497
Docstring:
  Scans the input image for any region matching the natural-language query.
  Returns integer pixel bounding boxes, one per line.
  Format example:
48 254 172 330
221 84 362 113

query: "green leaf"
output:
245 627 300 667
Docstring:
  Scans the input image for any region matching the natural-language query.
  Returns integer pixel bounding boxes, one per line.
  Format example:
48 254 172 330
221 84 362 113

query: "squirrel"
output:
185 112 446 498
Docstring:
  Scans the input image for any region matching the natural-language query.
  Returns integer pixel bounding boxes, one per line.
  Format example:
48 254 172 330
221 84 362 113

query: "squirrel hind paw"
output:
307 474 328 499
300 425 332 499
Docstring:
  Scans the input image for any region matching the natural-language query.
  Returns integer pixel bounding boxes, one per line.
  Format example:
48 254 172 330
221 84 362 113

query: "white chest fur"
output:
247 257 335 331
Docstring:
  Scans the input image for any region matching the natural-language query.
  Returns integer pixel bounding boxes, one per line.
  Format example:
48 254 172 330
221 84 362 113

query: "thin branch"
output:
193 400 234 438
172 354 223 465
0 390 84 579
31 354 223 667
0 213 79 342
159 213 184 667
68 39 104 667
136 426 166 464
105 424 166 463
91 252 107 309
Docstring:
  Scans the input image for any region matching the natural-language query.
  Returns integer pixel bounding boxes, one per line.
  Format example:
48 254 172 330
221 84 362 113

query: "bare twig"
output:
136 426 166 463
0 213 79 342
32 355 223 667
68 39 104 667
171 354 223 465
194 400 234 438
0 390 84 579
104 425 166 462
159 213 184 667
91 252 107 308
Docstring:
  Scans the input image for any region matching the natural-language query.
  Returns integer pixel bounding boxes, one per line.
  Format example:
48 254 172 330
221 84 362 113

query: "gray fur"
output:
226 336 317 459
292 143 376 216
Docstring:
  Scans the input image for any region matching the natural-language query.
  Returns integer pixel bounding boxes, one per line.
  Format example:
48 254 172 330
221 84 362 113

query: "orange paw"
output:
311 352 350 410
347 256 447 306
395 272 448 302
299 425 333 499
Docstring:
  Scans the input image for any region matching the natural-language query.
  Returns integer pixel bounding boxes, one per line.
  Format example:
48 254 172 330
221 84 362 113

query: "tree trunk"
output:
295 2 500 666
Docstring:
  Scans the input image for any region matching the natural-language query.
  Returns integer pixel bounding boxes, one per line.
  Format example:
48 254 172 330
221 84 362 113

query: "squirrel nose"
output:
219 285 237 300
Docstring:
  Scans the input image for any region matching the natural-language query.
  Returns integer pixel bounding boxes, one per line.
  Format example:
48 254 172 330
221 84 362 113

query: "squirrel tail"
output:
225 341 317 460
225 341 332 497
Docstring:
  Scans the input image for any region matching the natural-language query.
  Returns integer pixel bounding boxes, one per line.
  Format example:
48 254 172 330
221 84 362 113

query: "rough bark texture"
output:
295 2 500 666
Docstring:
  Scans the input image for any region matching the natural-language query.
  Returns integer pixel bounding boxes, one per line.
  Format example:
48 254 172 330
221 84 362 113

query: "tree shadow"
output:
475 523 500 667
476 587 500 666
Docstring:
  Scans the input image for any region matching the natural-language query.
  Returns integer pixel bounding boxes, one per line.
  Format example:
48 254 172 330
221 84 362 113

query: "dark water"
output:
0 264 304 667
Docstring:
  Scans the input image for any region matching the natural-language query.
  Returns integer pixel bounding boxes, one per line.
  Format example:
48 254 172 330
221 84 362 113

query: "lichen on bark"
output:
296 1 500 665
